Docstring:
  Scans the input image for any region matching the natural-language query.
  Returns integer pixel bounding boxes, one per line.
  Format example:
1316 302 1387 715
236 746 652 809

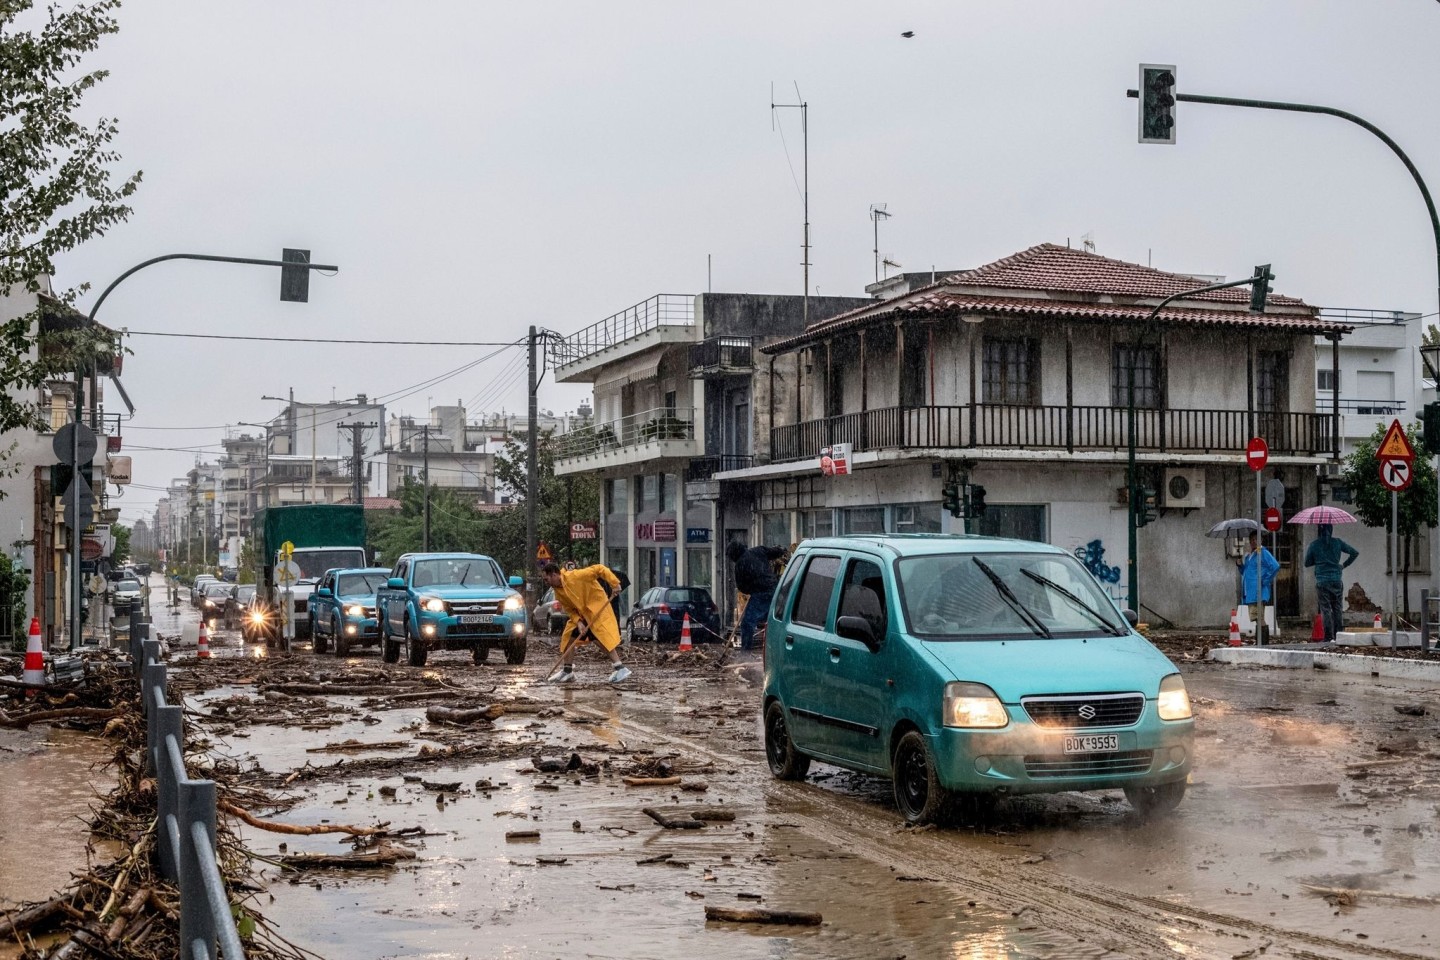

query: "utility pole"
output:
422 424 431 551
339 422 376 505
526 326 539 590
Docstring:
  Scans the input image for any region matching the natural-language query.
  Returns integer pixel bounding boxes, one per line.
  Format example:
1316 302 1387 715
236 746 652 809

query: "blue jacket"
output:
1304 527 1359 584
1241 547 1280 603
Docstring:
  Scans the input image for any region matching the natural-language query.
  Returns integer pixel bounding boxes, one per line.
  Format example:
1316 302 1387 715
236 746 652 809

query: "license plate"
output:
1063 734 1119 754
459 614 494 624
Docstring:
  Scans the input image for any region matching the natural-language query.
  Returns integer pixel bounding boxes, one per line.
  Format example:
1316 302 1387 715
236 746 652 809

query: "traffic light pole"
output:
1126 274 1272 614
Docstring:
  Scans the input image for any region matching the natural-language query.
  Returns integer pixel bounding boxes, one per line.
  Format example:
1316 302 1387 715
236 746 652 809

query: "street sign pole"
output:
1392 490 1399 649
71 381 81 651
1247 437 1269 646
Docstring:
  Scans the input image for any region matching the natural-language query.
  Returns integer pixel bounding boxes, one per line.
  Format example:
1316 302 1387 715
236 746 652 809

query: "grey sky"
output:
51 1 1440 523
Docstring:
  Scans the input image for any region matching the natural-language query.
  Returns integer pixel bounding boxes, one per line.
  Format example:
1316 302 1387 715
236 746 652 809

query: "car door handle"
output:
784 635 795 649
829 647 841 662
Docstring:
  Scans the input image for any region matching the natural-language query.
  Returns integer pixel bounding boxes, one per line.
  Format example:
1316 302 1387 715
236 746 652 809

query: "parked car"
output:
762 535 1195 825
191 575 218 607
199 581 232 624
224 584 257 629
111 578 143 613
309 567 390 656
375 553 528 666
625 586 721 644
239 592 275 644
532 588 567 635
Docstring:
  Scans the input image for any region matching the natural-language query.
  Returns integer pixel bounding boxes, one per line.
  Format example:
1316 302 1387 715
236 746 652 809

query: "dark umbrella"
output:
1207 518 1260 539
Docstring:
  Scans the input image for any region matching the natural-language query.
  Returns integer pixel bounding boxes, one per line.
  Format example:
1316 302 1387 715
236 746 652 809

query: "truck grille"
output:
450 622 504 636
1021 693 1144 729
450 600 503 616
293 599 308 614
1023 750 1154 779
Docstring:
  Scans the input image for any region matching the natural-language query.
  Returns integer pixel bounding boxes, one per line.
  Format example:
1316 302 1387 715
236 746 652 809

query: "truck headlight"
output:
502 594 524 612
421 596 446 613
943 682 1009 729
345 604 365 617
1157 673 1192 720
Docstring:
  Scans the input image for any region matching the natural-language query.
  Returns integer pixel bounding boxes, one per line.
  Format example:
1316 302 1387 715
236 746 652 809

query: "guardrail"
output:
129 611 246 960
1421 590 1436 654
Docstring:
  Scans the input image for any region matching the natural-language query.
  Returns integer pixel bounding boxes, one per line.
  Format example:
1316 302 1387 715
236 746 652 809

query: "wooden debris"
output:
420 780 461 792
1233 782 1339 797
0 894 69 939
636 853 673 865
220 799 391 836
704 905 822 926
625 776 682 787
1300 883 1440 905
279 843 415 869
260 682 428 696
643 807 705 830
0 706 124 729
506 830 541 841
426 704 505 724
305 739 411 753
687 807 736 822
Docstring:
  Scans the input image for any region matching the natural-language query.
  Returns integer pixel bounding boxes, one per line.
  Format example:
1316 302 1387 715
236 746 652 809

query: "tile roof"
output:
761 242 1346 354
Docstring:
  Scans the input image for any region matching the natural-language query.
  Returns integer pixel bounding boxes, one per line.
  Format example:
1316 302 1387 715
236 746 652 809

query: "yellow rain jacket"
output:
555 564 622 653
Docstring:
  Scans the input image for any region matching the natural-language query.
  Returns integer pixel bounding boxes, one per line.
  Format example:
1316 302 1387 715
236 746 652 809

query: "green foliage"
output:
110 521 129 565
1425 323 1440 348
237 537 256 584
493 430 601 574
0 553 29 650
0 0 141 440
366 480 491 566
1341 422 1438 535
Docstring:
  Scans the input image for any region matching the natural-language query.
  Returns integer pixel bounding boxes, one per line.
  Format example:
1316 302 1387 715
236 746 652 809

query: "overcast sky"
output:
52 1 1440 524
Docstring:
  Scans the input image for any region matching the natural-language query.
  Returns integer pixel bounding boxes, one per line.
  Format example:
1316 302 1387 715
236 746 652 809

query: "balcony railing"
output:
552 294 694 367
557 407 696 460
1316 396 1406 415
770 404 1336 463
689 336 754 376
687 454 755 481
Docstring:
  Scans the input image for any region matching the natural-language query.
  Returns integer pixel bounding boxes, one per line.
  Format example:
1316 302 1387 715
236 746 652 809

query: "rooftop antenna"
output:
772 82 810 326
882 257 902 280
1082 232 1096 254
869 204 891 284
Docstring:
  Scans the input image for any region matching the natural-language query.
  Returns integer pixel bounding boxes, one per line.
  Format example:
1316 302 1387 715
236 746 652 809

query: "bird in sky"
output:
901 30 915 38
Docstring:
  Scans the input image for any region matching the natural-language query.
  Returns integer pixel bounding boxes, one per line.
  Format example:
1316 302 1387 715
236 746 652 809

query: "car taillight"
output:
657 603 670 615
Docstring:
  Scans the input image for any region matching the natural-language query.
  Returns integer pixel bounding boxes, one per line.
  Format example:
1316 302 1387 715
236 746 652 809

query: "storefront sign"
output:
108 455 131 485
80 537 103 561
654 519 677 541
686 527 711 544
570 521 598 540
820 443 852 476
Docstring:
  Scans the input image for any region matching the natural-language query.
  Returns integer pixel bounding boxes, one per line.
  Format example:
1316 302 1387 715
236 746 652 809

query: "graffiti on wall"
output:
1074 539 1122 585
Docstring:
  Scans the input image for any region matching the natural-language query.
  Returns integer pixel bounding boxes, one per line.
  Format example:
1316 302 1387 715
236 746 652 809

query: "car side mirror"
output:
836 615 880 651
316 587 332 598
509 576 523 588
388 577 405 589
1121 608 1139 626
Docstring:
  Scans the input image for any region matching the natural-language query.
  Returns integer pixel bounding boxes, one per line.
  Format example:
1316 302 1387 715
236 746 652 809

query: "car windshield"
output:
292 550 367 580
116 580 141 593
235 585 256 602
337 573 387 596
897 551 1127 640
665 588 711 605
411 558 500 589
205 583 231 598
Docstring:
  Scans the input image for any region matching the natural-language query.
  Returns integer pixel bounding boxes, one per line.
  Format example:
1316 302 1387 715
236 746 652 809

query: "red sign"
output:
653 519 677 541
1379 458 1413 492
1263 507 1282 532
81 537 104 561
1246 437 1269 471
569 522 597 541
1377 419 1416 462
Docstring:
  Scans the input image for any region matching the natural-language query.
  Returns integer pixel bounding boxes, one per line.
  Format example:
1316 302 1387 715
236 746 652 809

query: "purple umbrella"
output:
1288 505 1358 525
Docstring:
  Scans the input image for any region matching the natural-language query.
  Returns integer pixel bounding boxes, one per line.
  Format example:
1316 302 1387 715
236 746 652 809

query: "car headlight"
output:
345 604 365 617
502 594 524 612
1157 673 1192 720
943 681 1009 729
249 611 266 624
421 596 446 613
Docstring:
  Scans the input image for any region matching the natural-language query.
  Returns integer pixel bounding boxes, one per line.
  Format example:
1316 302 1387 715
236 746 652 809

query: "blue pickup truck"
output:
374 553 528 666
308 567 391 657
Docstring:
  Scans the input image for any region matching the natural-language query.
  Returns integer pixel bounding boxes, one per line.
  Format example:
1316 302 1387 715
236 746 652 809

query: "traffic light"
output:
280 248 311 303
942 481 961 518
969 484 988 517
1423 401 1440 455
1134 485 1159 527
1138 64 1176 144
1249 263 1274 313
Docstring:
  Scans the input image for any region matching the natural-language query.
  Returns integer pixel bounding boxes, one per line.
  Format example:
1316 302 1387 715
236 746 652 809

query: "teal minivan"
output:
762 535 1194 824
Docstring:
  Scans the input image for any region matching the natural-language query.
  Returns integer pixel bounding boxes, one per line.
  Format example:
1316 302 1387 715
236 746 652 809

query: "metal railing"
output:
556 407 696 459
1317 307 1413 326
770 404 1335 463
686 454 755 481
551 294 694 366
1316 396 1407 414
130 612 246 960
689 336 754 374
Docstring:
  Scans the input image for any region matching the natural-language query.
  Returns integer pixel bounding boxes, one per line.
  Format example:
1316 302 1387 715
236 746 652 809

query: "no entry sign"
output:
1246 437 1269 471
1263 507 1282 532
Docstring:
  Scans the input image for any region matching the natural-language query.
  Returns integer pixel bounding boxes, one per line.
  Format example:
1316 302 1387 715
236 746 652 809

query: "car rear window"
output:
665 588 711 605
790 556 840 628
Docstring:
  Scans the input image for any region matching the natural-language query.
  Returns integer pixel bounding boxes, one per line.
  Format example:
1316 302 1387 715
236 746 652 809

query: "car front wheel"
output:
1124 780 1186 817
333 618 350 657
312 615 328 654
892 730 952 826
405 619 428 667
764 701 811 781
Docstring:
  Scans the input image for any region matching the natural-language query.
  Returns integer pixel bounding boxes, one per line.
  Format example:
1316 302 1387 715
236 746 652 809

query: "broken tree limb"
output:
1299 883 1440 905
704 906 822 926
278 844 415 869
259 682 429 697
0 894 70 939
425 704 505 724
1233 782 1339 797
0 706 123 729
219 800 391 836
687 808 736 822
304 739 411 753
625 776 682 787
642 807 705 830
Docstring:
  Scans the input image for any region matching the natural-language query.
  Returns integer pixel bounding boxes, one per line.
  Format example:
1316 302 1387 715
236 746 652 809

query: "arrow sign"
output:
1378 419 1416 461
1246 437 1269 471
1380 457 1413 491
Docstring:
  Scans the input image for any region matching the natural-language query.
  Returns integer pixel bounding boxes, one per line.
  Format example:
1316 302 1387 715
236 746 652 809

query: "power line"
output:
125 330 526 346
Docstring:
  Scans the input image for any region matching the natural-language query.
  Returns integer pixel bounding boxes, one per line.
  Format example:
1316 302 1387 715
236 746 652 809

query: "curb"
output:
1207 645 1440 683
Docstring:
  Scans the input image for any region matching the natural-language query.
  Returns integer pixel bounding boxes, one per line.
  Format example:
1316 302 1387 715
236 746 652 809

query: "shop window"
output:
686 548 711 588
605 479 628 517
638 474 658 512
799 509 834 540
982 337 1039 406
893 502 941 534
976 504 1047 543
841 506 885 534
762 512 791 547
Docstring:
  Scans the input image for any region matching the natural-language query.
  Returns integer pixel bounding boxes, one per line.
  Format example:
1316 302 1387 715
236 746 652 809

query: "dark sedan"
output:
625 586 721 644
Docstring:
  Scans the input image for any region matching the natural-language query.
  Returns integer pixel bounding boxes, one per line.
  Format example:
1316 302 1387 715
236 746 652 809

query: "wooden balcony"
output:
769 405 1336 463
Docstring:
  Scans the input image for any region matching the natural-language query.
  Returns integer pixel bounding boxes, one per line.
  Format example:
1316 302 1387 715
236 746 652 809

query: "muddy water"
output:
0 726 113 910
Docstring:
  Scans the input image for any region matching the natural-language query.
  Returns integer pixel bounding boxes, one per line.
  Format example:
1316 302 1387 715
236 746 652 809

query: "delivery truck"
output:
251 505 368 645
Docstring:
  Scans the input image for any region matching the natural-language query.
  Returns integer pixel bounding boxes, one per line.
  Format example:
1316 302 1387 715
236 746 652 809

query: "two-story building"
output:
716 243 1352 628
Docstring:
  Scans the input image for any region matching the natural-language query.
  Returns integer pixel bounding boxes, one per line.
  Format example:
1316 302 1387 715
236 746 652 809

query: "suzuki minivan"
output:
762 535 1194 824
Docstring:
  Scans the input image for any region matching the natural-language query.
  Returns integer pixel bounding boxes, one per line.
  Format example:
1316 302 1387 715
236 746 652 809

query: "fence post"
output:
178 779 218 960
155 706 184 882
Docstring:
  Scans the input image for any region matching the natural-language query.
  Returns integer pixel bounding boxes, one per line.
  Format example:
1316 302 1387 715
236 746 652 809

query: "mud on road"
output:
167 618 1440 960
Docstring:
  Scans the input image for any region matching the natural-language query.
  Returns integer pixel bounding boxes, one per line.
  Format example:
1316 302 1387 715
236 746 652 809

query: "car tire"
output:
472 645 488 665
504 636 527 664
405 618 428 667
764 701 811 781
1123 780 1186 817
892 730 953 826
626 618 640 645
333 618 350 657
312 615 328 655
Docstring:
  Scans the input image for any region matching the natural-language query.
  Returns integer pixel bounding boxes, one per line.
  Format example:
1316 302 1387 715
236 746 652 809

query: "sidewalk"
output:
1208 641 1440 681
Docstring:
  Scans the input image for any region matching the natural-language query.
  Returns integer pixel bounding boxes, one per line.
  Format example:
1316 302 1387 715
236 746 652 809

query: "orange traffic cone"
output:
1373 612 1383 631
197 620 211 659
678 613 693 652
1311 613 1325 642
22 617 45 695
1227 610 1241 647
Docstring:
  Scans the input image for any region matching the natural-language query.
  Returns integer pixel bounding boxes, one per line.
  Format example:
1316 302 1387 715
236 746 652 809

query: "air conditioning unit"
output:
1318 461 1343 479
1162 468 1205 509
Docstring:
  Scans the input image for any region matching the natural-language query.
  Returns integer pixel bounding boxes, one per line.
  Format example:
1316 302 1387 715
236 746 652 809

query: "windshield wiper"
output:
970 558 1051 639
1020 569 1124 636
459 563 471 586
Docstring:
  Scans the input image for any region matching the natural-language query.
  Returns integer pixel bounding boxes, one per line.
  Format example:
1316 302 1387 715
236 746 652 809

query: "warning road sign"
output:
1380 458 1413 492
1378 419 1416 461
536 543 552 562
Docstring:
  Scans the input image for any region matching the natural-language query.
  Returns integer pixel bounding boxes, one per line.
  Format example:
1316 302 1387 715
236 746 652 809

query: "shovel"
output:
542 619 590 681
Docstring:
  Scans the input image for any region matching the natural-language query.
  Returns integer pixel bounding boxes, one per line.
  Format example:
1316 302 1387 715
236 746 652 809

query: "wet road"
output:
81 591 1440 958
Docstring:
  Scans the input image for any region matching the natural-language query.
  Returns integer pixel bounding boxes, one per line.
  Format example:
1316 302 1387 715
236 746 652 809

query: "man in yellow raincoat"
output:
542 562 631 684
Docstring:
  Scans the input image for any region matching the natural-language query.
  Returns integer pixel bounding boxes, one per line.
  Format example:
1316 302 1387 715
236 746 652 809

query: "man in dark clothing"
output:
1304 523 1359 642
727 540 787 651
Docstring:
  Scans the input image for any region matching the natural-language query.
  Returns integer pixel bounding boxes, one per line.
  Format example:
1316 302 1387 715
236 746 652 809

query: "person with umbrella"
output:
1238 531 1280 632
1304 522 1360 643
